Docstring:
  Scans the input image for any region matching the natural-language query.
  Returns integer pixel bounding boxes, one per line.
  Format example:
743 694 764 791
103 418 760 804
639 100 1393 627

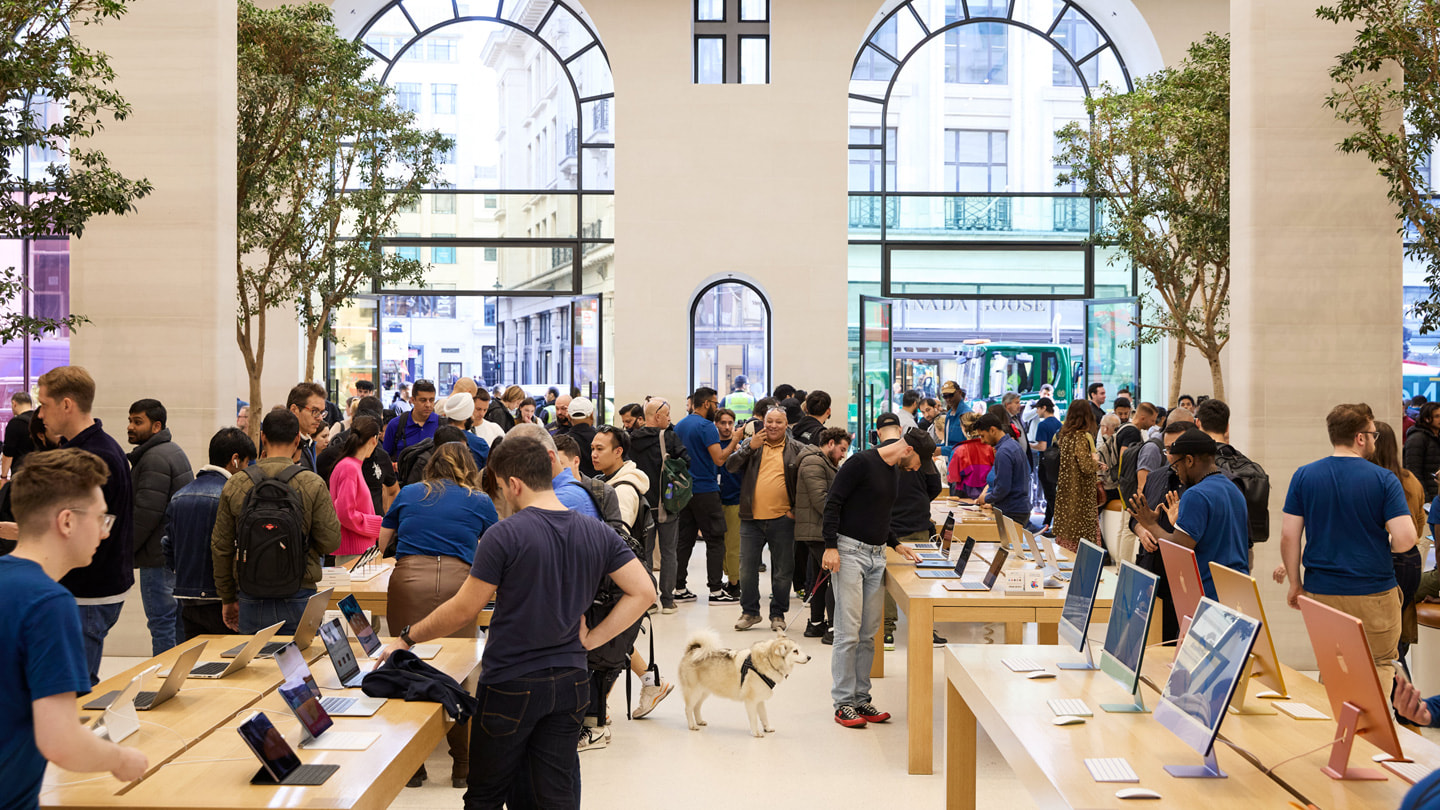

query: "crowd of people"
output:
0 363 1434 808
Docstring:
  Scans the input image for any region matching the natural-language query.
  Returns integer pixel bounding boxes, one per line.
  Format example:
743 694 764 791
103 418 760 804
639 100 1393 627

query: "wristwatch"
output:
399 625 416 647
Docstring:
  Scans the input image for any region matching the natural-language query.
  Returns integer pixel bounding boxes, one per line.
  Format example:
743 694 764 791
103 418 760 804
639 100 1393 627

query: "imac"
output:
1159 540 1204 641
1153 598 1262 778
1298 596 1408 781
1209 562 1288 714
1098 561 1160 713
1057 539 1106 670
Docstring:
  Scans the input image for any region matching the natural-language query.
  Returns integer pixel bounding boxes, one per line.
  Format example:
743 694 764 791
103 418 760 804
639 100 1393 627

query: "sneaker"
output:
735 613 762 630
577 724 611 752
884 632 895 651
632 680 674 719
834 705 868 728
406 765 427 788
822 629 834 645
710 589 740 604
673 589 697 603
933 631 948 645
803 620 828 638
646 603 658 616
724 581 741 597
855 702 891 723
758 562 767 573
660 603 678 615
770 617 787 632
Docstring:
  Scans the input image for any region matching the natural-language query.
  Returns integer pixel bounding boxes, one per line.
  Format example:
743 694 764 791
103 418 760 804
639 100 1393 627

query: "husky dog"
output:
678 630 811 738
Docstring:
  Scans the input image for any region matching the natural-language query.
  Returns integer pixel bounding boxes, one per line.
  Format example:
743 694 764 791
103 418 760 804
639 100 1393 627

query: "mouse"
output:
1115 788 1161 800
1045 576 1067 588
1052 715 1086 726
1026 671 1056 680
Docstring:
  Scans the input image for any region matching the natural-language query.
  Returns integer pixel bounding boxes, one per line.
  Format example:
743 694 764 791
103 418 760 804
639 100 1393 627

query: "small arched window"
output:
690 280 771 396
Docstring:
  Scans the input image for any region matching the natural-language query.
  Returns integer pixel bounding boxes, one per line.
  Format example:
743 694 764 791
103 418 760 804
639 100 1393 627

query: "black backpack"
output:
579 475 649 672
235 465 308 599
1214 444 1271 544
1118 435 1163 509
396 438 436 486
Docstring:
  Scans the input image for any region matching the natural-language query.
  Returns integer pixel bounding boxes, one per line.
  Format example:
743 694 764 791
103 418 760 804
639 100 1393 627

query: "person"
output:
1000 392 1031 462
1194 398 1272 566
317 396 400 514
286 382 328 472
566 397 599 478
549 394 573 436
1177 394 1196 414
896 390 921 431
125 398 194 656
1096 413 1123 503
321 384 344 429
918 397 941 433
34 366 135 685
512 426 599 519
722 375 755 421
0 449 149 807
329 415 385 559
375 434 654 808
1031 398 1062 530
618 403 643 431
883 415 946 648
792 390 830 446
1405 401 1440 502
212 409 342 634
517 399 539 426
1371 421 1426 669
821 427 925 728
380 441 498 789
1020 384 1055 426
1129 429 1249 600
937 381 969 459
486 385 524 434
674 387 743 605
542 387 561 425
975 413 1031 529
382 380 439 458
1112 396 1133 425
796 427 848 643
1086 383 1107 425
725 407 807 632
1130 421 1195 640
436 393 490 472
1116 401 1156 451
1 391 35 480
164 427 254 640
715 408 743 595
946 411 993 499
1053 400 1100 553
390 383 412 415
771 383 797 402
235 404 249 432
470 387 506 447
354 379 377 399
1275 403 1417 697
630 399 689 611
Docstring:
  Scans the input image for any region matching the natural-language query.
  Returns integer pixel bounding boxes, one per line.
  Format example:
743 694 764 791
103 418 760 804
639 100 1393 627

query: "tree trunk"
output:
1168 340 1187 409
304 326 320 383
1205 347 1225 403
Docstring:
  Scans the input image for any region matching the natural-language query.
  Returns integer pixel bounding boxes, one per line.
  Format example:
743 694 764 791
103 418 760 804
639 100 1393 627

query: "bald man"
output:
630 399 690 612
550 394 573 436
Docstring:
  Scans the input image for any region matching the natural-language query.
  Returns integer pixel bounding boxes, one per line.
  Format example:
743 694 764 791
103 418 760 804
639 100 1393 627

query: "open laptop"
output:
915 512 957 560
85 640 207 711
944 545 1009 591
996 513 1037 562
274 641 386 717
318 617 377 688
917 537 977 579
1032 528 1073 572
338 593 440 659
186 621 284 679
222 587 334 658
1023 527 1068 587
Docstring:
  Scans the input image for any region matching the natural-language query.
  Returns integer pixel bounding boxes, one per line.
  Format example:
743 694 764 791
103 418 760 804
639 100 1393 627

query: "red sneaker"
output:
835 705 868 728
855 703 891 723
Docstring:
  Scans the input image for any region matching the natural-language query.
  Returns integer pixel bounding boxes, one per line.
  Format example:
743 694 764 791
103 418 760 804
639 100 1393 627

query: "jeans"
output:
649 518 680 606
739 516 795 619
466 666 589 810
238 588 316 634
138 566 180 656
78 603 124 686
830 535 887 709
676 491 726 593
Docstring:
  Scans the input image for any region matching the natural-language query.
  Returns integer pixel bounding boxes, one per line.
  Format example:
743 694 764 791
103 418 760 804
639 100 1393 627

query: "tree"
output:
0 0 152 343
237 0 448 437
1318 0 1440 334
1055 33 1231 405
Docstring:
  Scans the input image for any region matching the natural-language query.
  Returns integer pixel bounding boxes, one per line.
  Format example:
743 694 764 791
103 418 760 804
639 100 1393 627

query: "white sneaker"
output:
632 680 674 719
577 724 611 752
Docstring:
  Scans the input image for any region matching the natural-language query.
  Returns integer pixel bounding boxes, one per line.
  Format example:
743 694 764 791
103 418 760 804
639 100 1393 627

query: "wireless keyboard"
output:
1048 698 1093 717
1084 757 1139 783
1381 758 1431 785
1002 657 1043 673
1274 701 1329 720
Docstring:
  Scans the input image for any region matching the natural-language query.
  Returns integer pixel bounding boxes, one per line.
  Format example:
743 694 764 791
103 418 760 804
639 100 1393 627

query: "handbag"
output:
659 428 693 517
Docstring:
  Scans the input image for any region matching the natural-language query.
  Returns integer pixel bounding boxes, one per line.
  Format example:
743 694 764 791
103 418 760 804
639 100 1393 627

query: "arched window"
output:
691 280 771 397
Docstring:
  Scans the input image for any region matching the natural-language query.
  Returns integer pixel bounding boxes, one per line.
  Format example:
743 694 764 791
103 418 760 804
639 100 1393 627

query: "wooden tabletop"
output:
326 561 492 628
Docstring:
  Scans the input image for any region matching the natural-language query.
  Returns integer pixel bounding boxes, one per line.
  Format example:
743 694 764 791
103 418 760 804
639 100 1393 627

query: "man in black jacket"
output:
1405 401 1440 501
792 390 831 446
126 399 194 656
629 398 689 612
881 415 946 649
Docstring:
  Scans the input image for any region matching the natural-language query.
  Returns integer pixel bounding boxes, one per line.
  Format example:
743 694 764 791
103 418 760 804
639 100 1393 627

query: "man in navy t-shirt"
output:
377 434 653 808
672 387 742 604
0 449 148 808
1129 429 1248 600
1278 403 1416 697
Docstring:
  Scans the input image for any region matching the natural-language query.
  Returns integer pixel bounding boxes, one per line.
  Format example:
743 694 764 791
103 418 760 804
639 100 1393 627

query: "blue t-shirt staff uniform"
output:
1283 456 1411 596
553 468 599 519
382 481 499 565
0 556 93 809
987 434 1031 519
675 413 722 495
1173 471 1250 599
1033 416 1062 449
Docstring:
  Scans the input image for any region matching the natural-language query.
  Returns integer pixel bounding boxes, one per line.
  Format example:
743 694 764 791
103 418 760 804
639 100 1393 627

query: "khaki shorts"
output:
1303 587 1402 698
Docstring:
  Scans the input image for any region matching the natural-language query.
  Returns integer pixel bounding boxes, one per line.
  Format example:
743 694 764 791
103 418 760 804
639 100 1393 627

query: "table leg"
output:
1004 622 1024 644
1037 622 1058 645
908 605 934 774
872 578 889 679
947 678 977 810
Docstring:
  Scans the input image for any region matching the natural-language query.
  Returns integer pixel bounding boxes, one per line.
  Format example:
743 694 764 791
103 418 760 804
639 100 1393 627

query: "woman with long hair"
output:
1374 421 1425 668
381 442 499 788
1052 400 1100 552
517 398 538 425
328 415 383 558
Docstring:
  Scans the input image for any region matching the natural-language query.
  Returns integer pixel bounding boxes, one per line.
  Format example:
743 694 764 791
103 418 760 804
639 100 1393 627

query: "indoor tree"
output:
0 0 152 343
1055 33 1230 405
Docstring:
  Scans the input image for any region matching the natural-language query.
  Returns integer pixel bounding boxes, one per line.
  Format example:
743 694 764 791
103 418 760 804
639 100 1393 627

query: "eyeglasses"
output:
302 406 326 417
65 507 115 533
1359 431 1380 440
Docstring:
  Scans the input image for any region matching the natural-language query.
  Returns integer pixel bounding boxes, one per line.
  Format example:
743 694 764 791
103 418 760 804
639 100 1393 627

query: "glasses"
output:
65 507 115 532
1359 431 1380 440
303 406 326 417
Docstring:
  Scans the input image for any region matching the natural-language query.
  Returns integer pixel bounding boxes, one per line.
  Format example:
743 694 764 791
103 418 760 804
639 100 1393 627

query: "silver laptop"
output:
997 513 1037 562
222 587 334 658
274 641 386 717
85 640 207 711
186 622 283 679
318 617 376 688
1033 528 1074 573
85 664 159 742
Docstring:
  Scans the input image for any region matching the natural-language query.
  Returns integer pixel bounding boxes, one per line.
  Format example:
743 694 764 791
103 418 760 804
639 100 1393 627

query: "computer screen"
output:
940 512 955 554
338 594 382 656
1299 595 1405 772
1101 561 1159 694
952 537 974 576
320 618 360 678
1058 539 1105 653
278 678 333 740
981 545 1009 588
238 712 301 782
274 642 322 702
1154 598 1261 761
1209 563 1287 700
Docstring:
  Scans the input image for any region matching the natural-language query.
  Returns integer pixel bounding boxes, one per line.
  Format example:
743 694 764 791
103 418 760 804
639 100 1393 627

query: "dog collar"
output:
740 653 777 690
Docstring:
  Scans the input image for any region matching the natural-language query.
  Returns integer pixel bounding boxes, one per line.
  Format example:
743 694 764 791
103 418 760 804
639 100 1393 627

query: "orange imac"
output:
1159 540 1203 642
1208 563 1287 714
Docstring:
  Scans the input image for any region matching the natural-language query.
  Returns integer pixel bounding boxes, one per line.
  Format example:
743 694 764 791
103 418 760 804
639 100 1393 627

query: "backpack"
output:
579 475 650 672
612 479 652 547
1118 435 1163 509
1214 444 1271 544
1040 441 1061 482
234 464 308 599
396 438 436 486
659 429 693 517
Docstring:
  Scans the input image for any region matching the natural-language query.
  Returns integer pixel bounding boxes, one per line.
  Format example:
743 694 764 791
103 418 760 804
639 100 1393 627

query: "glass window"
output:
740 0 768 22
395 82 420 113
739 37 768 84
691 281 769 395
944 129 1007 192
945 22 1008 85
432 83 457 114
696 0 724 21
695 36 724 84
694 0 769 84
428 38 457 62
432 241 457 264
484 247 497 261
848 126 896 193
431 192 455 214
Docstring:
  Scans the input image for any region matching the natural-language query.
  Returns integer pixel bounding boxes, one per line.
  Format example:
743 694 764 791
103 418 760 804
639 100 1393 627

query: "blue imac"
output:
1098 561 1160 713
1057 539 1106 671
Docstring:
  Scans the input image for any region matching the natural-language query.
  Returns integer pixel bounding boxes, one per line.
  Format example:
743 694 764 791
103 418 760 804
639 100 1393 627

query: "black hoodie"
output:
629 426 689 509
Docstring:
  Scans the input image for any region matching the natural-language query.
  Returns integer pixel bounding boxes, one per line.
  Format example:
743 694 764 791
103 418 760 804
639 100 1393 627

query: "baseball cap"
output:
734 374 747 386
875 412 901 430
440 392 475 422
940 381 960 396
903 427 939 474
569 396 595 418
1167 428 1217 457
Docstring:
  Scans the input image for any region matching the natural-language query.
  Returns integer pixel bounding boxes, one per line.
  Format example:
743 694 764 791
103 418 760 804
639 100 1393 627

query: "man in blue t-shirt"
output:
377 434 653 808
1129 429 1248 600
974 413 1032 528
1277 403 1417 696
1 449 148 807
672 387 743 604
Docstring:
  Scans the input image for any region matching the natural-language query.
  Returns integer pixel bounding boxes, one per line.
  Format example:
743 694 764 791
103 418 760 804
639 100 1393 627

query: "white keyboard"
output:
301 731 378 751
1085 757 1139 783
1275 701 1330 720
1049 698 1093 717
1380 758 1432 785
1003 657 1044 673
321 696 357 714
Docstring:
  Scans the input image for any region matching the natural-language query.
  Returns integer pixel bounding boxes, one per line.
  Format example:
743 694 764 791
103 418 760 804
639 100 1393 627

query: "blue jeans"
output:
138 566 180 656
466 667 589 810
238 588 315 634
78 603 124 686
739 516 795 619
830 535 887 709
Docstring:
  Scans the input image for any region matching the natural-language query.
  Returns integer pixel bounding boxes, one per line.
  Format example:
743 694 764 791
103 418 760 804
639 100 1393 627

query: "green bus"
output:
955 340 1080 412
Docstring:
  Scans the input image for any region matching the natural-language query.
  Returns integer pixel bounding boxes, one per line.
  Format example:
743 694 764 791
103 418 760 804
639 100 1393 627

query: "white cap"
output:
569 396 594 418
440 392 474 422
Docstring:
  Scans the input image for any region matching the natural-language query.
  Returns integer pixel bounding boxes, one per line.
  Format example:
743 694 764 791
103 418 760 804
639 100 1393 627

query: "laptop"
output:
186 621 284 679
338 593 440 659
995 513 1036 561
917 537 977 579
221 588 334 658
1033 529 1073 572
274 641 386 717
945 545 1010 591
916 512 957 560
85 640 207 711
1024 527 1068 586
319 617 376 688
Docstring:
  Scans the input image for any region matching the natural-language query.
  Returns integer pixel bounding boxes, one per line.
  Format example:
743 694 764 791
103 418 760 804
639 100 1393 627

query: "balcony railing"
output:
848 196 898 229
1053 197 1089 233
591 99 610 134
944 197 1011 231
564 127 578 159
552 246 574 270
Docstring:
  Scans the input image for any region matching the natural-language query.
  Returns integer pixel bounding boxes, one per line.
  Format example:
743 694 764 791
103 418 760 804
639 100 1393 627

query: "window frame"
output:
688 278 773 397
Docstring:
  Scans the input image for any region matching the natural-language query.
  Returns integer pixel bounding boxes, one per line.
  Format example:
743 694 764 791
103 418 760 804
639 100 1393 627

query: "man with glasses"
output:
286 382 329 473
381 379 439 459
937 381 970 461
1274 403 1417 697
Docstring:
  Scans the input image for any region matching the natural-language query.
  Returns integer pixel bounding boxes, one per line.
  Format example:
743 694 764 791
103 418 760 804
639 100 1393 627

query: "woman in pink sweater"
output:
329 415 384 558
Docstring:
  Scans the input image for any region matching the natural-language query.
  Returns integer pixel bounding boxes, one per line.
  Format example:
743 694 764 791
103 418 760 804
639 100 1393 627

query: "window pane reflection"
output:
692 283 768 395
